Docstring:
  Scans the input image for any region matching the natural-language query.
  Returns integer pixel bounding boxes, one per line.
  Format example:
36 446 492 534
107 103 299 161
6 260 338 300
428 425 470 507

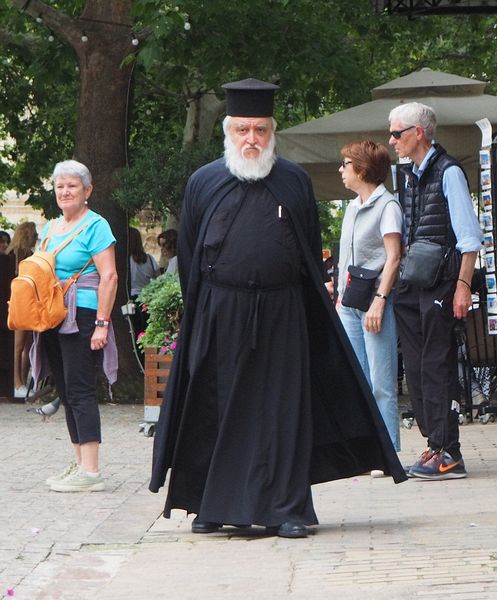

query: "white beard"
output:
224 134 276 181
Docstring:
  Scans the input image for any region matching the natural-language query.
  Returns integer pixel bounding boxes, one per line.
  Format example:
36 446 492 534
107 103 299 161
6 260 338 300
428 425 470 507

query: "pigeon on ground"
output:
27 397 61 420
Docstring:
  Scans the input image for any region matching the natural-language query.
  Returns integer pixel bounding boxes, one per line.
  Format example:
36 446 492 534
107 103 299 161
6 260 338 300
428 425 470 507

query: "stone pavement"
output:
1 401 497 600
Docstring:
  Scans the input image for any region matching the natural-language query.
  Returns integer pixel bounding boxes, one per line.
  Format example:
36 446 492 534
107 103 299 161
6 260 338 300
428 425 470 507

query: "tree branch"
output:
10 0 82 45
0 26 39 52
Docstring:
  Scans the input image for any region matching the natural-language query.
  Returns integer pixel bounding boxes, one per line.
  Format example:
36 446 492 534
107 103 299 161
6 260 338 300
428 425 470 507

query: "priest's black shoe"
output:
191 517 222 534
267 522 308 538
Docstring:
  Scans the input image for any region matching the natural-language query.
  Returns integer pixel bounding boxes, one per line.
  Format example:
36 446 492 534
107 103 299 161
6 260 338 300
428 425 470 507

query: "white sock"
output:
84 470 100 478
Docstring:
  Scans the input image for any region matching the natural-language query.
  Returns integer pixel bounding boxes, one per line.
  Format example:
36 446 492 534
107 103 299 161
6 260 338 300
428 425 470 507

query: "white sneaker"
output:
14 385 29 398
45 462 79 486
50 467 105 492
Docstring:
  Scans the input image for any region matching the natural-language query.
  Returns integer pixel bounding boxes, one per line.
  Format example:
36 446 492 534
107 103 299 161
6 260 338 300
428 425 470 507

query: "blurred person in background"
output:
157 229 178 274
0 230 11 254
7 222 38 397
129 227 160 343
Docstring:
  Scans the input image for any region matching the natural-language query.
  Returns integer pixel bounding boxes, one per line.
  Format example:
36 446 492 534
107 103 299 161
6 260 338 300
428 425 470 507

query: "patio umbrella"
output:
276 68 497 200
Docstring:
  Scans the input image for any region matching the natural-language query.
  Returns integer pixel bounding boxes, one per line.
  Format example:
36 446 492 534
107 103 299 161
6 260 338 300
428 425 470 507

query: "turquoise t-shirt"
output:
40 210 116 310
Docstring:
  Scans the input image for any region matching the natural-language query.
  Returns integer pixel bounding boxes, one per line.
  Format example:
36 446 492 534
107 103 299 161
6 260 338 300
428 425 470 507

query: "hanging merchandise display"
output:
476 119 497 333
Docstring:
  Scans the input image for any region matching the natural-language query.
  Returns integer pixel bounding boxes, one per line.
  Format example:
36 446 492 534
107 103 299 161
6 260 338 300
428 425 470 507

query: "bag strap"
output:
40 220 57 251
41 218 94 255
40 218 96 295
52 221 93 256
349 203 386 275
350 208 359 266
61 256 94 295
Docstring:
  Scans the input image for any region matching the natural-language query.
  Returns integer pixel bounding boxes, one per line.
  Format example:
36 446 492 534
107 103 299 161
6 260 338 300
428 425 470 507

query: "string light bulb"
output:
131 36 139 46
48 35 54 42
81 32 88 43
184 21 191 31
36 14 43 23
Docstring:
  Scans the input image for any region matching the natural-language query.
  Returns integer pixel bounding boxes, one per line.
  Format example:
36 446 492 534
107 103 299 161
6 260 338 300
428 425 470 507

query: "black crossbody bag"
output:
341 219 379 312
400 240 448 289
399 174 450 289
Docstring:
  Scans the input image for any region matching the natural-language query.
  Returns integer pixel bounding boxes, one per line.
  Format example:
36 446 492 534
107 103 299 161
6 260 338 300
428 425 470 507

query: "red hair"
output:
340 140 391 185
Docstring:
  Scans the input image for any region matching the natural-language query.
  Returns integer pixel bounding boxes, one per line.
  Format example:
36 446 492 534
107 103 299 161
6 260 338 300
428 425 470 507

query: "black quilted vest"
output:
404 144 462 279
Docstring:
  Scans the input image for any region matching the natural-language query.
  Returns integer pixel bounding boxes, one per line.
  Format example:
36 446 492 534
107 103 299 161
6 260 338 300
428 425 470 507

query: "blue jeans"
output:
339 297 400 451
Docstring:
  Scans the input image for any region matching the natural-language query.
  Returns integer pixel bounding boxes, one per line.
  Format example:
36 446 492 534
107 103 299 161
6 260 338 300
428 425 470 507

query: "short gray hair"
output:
53 160 92 188
222 115 278 136
388 102 437 141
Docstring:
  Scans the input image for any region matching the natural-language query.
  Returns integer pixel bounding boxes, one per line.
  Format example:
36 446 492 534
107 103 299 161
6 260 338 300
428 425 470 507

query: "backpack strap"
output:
40 220 57 251
41 218 98 295
62 256 94 295
40 218 93 255
52 221 93 256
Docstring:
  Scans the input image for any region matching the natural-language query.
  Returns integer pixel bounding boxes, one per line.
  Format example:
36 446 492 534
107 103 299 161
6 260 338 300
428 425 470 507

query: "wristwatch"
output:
94 319 110 327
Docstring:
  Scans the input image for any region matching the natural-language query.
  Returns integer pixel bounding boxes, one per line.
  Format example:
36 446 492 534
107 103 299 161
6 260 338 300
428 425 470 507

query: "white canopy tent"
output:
276 68 497 200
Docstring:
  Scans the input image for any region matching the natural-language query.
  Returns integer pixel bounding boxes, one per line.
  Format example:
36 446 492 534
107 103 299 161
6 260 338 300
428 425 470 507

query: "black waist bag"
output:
400 240 447 289
341 265 378 312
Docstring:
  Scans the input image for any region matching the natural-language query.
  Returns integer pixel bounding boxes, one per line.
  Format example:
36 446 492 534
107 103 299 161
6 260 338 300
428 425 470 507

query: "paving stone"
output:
2 402 497 599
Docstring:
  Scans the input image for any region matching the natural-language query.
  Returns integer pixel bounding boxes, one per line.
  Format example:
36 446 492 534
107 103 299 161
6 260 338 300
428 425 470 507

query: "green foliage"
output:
0 213 14 230
112 135 222 222
318 201 344 250
4 0 497 223
132 0 371 123
136 273 183 351
0 4 78 215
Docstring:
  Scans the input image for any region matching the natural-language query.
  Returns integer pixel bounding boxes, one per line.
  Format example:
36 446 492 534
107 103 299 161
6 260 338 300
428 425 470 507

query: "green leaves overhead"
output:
132 0 366 114
3 0 497 218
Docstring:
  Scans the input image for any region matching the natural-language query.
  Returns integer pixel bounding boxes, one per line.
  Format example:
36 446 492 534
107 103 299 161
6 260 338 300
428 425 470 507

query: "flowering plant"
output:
136 273 183 354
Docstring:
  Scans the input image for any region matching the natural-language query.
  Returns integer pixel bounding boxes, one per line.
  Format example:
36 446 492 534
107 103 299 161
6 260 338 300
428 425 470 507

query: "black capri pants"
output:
42 307 102 444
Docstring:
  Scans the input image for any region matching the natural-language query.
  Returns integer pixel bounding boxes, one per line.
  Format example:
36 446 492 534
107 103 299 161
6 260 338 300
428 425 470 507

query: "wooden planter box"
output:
144 347 173 423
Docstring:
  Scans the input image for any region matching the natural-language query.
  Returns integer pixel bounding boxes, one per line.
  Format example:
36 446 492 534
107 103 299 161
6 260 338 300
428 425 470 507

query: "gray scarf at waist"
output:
30 271 118 388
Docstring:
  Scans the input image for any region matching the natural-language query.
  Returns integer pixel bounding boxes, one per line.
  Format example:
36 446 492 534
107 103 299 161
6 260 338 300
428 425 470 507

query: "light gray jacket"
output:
338 185 402 297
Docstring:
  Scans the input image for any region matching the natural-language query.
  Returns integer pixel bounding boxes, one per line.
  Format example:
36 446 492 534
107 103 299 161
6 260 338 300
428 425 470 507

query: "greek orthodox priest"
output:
149 78 406 539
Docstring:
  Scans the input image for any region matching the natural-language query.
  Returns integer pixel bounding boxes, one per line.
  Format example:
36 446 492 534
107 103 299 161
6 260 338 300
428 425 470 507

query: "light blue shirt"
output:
40 210 116 309
412 146 483 253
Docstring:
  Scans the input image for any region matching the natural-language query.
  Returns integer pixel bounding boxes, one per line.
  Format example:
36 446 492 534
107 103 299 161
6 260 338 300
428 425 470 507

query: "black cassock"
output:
150 157 407 527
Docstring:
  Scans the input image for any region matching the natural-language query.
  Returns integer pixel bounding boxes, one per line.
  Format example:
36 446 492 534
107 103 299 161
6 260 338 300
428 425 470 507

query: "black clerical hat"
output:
222 78 279 117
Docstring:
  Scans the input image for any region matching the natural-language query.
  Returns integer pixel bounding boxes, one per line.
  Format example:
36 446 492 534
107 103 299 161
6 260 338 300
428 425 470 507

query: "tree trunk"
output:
183 91 225 147
73 7 141 399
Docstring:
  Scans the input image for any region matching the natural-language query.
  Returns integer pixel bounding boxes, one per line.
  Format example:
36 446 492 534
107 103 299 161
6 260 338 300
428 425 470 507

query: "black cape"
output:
150 157 407 519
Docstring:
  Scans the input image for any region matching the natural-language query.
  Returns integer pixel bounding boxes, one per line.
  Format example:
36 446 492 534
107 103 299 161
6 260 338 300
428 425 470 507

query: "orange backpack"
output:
7 221 93 332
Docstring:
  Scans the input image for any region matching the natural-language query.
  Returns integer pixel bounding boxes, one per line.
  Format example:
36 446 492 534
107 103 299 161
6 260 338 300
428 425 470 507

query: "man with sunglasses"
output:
388 102 482 480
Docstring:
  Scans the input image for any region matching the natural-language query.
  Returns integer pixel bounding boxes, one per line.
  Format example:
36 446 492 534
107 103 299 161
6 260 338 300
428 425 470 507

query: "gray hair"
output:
222 115 278 136
388 102 437 141
53 160 92 188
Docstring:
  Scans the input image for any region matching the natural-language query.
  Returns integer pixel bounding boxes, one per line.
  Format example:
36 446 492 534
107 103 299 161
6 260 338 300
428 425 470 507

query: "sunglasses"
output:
340 160 353 168
389 125 415 139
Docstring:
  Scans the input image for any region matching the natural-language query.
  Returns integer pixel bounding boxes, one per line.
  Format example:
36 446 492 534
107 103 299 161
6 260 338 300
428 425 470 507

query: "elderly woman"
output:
7 222 38 397
34 159 118 492
336 141 403 453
